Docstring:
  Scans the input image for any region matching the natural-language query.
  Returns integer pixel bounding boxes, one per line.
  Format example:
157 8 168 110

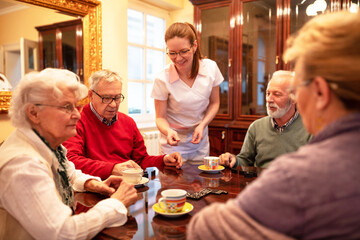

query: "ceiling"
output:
0 0 28 16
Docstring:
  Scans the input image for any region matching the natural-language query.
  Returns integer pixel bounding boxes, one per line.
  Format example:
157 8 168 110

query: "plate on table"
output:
134 177 149 187
198 165 225 173
153 202 193 218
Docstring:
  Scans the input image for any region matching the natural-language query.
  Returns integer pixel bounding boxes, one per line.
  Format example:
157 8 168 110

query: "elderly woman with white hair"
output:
0 68 138 240
187 11 360 240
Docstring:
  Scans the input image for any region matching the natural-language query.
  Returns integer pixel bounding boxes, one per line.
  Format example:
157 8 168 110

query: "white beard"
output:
266 100 292 119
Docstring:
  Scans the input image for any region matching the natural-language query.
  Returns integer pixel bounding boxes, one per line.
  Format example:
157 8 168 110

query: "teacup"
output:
158 189 187 213
204 156 219 170
121 168 143 184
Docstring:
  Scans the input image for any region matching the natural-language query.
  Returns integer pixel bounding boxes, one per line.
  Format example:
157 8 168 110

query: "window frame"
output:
127 2 170 124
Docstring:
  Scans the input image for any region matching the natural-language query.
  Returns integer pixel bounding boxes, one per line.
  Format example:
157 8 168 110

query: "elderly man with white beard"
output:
219 70 311 168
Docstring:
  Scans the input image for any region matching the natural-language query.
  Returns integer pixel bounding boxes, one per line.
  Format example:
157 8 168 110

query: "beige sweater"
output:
187 199 295 240
0 128 58 240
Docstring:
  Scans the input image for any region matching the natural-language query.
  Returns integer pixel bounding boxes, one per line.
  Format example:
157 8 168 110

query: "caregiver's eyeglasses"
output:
167 47 192 58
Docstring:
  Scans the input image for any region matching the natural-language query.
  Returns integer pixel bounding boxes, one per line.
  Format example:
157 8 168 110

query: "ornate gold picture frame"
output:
0 0 102 114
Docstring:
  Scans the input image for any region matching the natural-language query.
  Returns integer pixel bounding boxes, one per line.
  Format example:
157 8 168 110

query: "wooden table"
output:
75 162 263 240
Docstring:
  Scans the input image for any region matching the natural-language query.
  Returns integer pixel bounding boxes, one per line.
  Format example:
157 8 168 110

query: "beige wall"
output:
0 5 75 142
102 0 193 114
169 0 193 24
0 0 193 141
0 6 75 45
0 114 15 142
102 0 129 113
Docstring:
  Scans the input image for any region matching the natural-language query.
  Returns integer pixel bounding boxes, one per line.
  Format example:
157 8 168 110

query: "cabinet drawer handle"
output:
221 131 226 140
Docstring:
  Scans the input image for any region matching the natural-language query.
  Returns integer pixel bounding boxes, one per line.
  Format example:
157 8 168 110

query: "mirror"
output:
0 0 102 114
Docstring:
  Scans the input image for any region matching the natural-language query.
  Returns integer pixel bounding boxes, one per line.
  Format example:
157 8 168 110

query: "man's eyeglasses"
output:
287 79 313 100
35 103 83 114
92 90 125 104
167 47 192 58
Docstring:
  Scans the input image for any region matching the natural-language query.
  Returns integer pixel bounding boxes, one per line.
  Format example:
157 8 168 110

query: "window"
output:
127 8 166 123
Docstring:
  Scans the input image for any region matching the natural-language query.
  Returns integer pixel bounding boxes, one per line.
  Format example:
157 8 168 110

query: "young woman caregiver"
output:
151 22 224 161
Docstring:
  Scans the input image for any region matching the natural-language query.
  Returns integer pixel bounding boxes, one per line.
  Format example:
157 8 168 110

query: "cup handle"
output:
158 197 166 210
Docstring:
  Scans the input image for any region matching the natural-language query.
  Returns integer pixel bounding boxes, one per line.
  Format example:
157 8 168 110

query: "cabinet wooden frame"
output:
192 0 345 155
36 19 84 81
194 0 234 121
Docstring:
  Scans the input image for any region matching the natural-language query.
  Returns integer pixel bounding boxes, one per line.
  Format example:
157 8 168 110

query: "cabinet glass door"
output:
37 19 83 82
41 30 57 68
241 0 276 116
289 0 332 35
62 28 77 73
200 5 231 118
61 25 82 79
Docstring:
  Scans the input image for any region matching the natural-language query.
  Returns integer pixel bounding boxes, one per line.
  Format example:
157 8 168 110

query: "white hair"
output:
267 70 295 91
271 70 294 82
9 68 88 128
88 69 122 91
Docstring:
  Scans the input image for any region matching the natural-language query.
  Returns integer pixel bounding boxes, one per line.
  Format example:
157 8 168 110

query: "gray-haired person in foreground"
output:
188 11 360 240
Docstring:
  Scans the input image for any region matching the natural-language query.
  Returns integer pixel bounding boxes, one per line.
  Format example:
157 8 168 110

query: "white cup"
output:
158 189 187 213
121 168 143 184
204 156 219 170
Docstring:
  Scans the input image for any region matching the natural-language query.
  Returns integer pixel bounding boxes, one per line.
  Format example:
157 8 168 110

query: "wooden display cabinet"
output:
190 0 343 155
36 19 83 82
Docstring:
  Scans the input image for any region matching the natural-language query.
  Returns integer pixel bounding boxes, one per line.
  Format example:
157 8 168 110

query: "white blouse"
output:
0 147 127 240
151 58 224 157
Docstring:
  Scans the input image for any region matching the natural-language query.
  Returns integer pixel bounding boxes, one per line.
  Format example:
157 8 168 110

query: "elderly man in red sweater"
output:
63 69 183 180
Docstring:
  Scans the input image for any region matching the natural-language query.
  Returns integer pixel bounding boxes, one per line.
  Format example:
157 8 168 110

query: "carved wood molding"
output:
189 0 227 6
0 0 102 114
0 92 12 114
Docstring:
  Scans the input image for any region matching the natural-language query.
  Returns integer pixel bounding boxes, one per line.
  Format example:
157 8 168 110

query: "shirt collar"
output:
271 110 299 132
90 102 117 126
169 60 207 83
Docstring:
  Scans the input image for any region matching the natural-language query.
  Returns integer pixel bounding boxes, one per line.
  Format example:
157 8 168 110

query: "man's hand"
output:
219 152 237 168
110 181 138 208
112 160 141 176
163 152 183 169
167 129 180 146
84 175 124 196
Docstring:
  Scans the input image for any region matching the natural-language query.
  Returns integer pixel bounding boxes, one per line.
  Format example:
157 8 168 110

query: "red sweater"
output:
63 104 165 179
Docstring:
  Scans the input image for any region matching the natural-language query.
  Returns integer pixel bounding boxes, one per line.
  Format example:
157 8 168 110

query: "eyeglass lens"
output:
167 48 191 58
92 90 124 104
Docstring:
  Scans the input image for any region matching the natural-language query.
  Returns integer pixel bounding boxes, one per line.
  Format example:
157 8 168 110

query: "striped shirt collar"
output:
271 110 299 132
90 102 117 126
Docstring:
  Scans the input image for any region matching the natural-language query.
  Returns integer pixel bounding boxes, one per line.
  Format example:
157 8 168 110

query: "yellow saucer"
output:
198 165 225 173
153 202 193 218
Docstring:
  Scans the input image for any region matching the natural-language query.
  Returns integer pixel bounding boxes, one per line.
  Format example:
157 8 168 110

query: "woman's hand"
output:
110 181 138 208
84 175 124 196
167 129 180 146
191 124 204 144
84 177 138 207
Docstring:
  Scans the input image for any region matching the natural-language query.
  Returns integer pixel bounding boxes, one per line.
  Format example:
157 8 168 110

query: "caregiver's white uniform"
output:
151 58 224 161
